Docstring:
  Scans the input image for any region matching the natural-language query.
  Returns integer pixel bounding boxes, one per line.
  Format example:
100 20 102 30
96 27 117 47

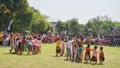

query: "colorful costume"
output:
56 41 61 54
91 49 98 62
84 48 91 60
99 51 105 61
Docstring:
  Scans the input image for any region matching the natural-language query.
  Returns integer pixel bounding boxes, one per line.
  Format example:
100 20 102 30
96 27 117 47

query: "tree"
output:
0 0 51 33
0 0 29 31
30 7 50 33
85 16 113 37
64 21 70 35
68 18 81 35
0 3 10 31
113 21 120 28
55 20 65 34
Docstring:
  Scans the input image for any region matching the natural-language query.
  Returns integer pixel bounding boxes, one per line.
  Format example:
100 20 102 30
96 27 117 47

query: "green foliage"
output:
55 16 120 37
0 0 120 34
30 7 50 33
68 18 81 35
31 21 50 33
55 18 83 35
12 11 33 32
64 22 70 35
113 21 120 28
55 20 65 34
0 2 11 31
0 0 50 33
85 16 120 36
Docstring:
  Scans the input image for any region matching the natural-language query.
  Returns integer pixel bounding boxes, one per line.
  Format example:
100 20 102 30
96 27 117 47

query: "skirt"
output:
56 46 60 53
84 53 91 60
66 48 72 56
91 56 97 62
99 56 105 61
56 49 61 54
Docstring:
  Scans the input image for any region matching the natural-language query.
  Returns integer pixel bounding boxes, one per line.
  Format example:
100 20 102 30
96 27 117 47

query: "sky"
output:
28 0 120 24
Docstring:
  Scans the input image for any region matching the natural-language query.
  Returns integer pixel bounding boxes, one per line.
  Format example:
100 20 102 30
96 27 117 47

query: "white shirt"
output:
67 40 74 48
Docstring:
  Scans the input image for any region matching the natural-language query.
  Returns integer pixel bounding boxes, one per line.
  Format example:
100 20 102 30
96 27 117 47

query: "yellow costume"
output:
0 33 3 42
56 41 61 56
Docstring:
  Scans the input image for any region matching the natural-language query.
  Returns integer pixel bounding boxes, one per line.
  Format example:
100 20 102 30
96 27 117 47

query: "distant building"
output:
50 22 58 34
50 22 58 25
104 28 120 39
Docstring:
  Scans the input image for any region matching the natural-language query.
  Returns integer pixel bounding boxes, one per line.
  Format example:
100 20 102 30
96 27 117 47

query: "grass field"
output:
0 44 120 68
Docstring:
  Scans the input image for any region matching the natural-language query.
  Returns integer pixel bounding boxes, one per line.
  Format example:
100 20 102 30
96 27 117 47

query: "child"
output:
60 40 65 56
56 39 61 56
77 45 83 62
37 38 42 54
84 44 91 63
73 43 78 62
15 37 22 55
91 46 98 64
15 37 20 54
20 38 26 55
99 47 105 64
32 36 39 54
9 34 15 53
27 37 33 55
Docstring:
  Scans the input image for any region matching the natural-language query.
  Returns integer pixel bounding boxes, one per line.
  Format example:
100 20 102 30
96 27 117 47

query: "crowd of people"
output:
0 32 43 55
56 38 105 65
0 31 120 47
0 31 67 55
0 31 120 65
0 32 62 47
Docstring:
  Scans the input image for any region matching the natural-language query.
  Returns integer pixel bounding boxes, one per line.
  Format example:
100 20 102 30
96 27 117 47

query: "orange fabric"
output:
10 35 14 44
77 39 84 44
56 41 61 50
99 51 104 58
0 33 3 41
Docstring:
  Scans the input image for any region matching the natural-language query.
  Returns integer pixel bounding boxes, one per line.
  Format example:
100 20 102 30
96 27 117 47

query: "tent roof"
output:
104 28 120 37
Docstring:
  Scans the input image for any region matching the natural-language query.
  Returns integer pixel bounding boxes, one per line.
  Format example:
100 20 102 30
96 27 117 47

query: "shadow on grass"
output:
63 59 75 62
91 63 97 65
53 56 62 57
64 59 69 61
97 63 104 65
24 54 34 56
3 52 16 55
90 63 104 65
3 52 35 56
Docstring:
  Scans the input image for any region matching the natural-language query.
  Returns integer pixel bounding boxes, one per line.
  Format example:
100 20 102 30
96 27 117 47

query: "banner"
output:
7 19 13 31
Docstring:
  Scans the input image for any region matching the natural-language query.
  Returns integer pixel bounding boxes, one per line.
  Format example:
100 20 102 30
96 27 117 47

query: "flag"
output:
7 19 13 31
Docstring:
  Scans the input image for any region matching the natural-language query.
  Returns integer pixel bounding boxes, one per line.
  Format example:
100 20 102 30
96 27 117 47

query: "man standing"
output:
66 38 74 60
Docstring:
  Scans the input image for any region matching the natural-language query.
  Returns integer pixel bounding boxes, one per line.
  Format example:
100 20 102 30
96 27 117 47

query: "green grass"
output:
0 44 120 68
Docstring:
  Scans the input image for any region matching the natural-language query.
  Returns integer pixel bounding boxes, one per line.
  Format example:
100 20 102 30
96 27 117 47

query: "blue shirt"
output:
77 48 82 53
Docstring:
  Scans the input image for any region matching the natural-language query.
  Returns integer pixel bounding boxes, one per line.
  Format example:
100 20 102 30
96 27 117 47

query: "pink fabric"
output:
73 47 78 53
61 42 65 50
32 39 39 45
93 49 97 57
22 39 26 45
